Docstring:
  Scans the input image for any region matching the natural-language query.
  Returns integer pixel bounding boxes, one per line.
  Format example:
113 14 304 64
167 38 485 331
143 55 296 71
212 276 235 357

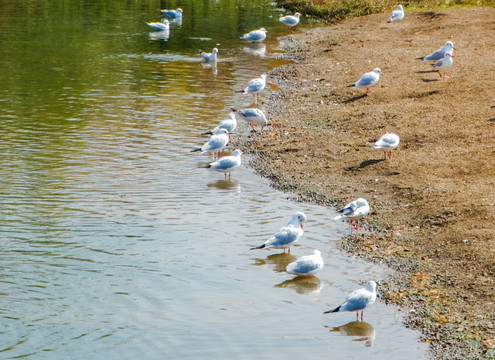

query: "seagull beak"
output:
301 224 303 229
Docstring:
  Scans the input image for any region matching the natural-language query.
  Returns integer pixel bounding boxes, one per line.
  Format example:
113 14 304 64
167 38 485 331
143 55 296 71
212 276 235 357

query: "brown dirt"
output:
238 6 495 359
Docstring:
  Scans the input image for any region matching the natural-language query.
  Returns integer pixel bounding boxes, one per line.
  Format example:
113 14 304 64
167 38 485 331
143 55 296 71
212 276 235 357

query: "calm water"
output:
0 1 428 359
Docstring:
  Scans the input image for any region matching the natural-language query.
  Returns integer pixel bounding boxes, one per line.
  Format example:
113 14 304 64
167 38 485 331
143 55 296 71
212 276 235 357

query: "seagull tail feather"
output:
201 131 213 135
416 57 425 61
333 215 343 220
324 305 340 314
250 244 265 250
234 90 245 93
191 148 201 153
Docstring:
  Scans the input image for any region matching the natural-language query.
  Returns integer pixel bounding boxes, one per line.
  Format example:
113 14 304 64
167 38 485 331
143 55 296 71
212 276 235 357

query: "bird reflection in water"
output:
275 275 323 295
243 43 266 58
201 61 217 76
252 252 295 272
149 30 169 41
207 179 241 193
327 320 376 347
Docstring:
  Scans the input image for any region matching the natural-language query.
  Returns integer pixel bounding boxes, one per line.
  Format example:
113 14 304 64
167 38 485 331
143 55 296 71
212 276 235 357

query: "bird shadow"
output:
421 78 440 83
343 94 367 103
488 118 495 122
415 70 436 74
355 158 386 169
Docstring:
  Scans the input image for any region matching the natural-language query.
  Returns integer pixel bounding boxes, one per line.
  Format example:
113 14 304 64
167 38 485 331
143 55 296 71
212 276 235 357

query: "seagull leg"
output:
224 172 227 180
252 93 256 103
355 220 359 233
384 151 387 160
366 87 373 96
228 172 231 180
288 248 291 254
361 310 364 320
356 311 359 320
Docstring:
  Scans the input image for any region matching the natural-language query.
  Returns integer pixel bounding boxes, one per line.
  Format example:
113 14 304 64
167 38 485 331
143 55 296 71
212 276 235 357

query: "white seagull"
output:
374 133 400 160
251 212 307 254
240 28 267 42
160 8 183 18
146 20 170 31
279 12 301 30
334 198 370 233
199 48 218 62
208 149 242 179
286 250 324 276
417 41 455 62
191 128 230 159
324 281 377 320
387 5 404 23
348 68 381 95
232 108 268 132
202 112 237 135
432 51 454 79
236 74 267 103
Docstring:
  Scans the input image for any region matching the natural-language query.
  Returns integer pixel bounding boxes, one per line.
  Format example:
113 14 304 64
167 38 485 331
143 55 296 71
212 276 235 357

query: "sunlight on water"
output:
0 1 428 359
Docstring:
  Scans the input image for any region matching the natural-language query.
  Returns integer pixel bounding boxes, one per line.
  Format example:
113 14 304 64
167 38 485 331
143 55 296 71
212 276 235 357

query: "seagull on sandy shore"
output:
417 41 455 62
146 20 170 31
199 48 218 62
387 5 404 23
191 128 230 159
208 149 242 179
374 133 400 160
251 212 307 254
432 52 454 79
279 12 301 30
202 112 237 135
236 74 267 103
334 198 370 233
324 281 377 320
348 68 381 95
286 249 324 276
240 28 267 42
231 108 268 132
161 8 183 18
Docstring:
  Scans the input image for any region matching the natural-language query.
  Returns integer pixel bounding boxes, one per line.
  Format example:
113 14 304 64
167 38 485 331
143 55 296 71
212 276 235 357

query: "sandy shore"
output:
237 6 495 359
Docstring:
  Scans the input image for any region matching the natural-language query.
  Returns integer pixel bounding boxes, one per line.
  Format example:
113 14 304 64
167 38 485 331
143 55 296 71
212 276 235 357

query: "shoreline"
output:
238 6 495 359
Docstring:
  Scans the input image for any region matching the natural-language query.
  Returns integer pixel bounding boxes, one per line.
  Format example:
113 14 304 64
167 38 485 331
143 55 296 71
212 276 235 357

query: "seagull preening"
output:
432 51 454 79
286 249 324 276
334 198 370 233
146 20 170 31
240 28 267 42
199 48 218 62
417 41 455 61
279 12 301 30
348 68 381 95
231 108 268 132
208 149 242 179
374 133 400 160
236 74 267 103
191 128 230 159
387 5 404 23
161 8 183 18
202 112 237 136
324 281 377 320
251 212 307 254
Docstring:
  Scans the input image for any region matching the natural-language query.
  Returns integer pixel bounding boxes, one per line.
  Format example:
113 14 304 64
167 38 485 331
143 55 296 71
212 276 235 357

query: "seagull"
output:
374 133 400 160
324 281 377 320
208 149 242 179
348 68 381 95
333 198 370 233
236 74 267 103
199 48 218 62
417 41 455 61
231 108 268 132
432 51 454 79
286 250 324 276
251 212 307 254
191 128 230 159
160 8 183 18
146 20 170 31
240 28 267 42
387 5 404 23
202 112 237 136
279 12 301 30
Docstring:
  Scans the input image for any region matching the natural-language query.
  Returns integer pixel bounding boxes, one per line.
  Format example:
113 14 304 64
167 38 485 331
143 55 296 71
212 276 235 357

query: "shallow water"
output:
0 1 428 359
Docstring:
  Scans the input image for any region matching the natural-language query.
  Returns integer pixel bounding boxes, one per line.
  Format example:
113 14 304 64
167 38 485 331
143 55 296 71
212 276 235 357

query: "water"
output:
0 1 428 359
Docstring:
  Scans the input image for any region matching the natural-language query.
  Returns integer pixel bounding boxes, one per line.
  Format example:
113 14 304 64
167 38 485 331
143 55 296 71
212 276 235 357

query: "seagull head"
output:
373 68 382 75
212 48 219 54
365 281 377 293
445 41 455 50
355 198 369 208
232 149 242 157
176 8 183 13
260 74 267 81
217 129 230 135
294 12 302 18
290 211 307 229
313 249 321 256
259 28 267 32
397 5 403 10
444 51 453 58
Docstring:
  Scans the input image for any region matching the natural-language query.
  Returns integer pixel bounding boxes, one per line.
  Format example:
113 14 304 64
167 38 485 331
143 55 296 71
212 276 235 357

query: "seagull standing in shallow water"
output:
191 128 230 159
348 68 381 95
374 133 400 160
199 48 218 62
334 198 370 233
432 51 454 79
387 5 404 23
240 28 267 42
232 108 268 132
236 74 267 103
324 281 377 320
286 250 324 276
208 150 242 179
251 212 307 254
202 112 237 136
417 41 455 61
279 12 301 30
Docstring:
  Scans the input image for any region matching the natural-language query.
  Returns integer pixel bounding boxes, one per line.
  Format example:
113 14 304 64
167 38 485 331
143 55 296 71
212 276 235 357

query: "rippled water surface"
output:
0 1 428 359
